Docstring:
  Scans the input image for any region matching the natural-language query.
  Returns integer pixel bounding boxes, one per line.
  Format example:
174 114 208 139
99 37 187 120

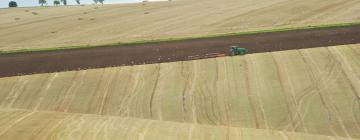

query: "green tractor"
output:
230 46 247 56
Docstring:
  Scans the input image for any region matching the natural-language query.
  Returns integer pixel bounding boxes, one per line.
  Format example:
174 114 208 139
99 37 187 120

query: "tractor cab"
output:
230 46 247 56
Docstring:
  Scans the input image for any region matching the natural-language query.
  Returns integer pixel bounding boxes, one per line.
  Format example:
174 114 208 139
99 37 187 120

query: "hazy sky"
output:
0 0 162 8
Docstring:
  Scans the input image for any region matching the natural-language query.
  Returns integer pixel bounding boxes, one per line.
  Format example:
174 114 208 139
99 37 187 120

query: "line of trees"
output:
39 0 67 6
50 0 105 6
8 0 107 8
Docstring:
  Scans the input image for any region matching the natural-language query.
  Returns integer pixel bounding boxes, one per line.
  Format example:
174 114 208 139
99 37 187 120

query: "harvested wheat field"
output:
0 44 359 139
1 0 360 51
0 109 357 140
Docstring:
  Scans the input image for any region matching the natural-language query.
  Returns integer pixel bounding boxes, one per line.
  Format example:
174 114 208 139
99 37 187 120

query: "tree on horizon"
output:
39 0 47 6
93 0 104 4
76 0 80 5
9 1 18 7
54 0 60 6
61 0 67 5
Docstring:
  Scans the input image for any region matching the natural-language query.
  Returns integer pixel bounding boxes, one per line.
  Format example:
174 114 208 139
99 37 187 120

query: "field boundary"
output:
1 22 360 55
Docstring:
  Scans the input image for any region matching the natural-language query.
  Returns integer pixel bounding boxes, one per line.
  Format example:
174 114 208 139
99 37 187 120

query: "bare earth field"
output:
0 44 359 139
1 24 359 78
1 0 360 51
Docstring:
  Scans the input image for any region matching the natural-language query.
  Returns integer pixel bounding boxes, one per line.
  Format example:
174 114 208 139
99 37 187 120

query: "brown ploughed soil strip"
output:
1 25 360 78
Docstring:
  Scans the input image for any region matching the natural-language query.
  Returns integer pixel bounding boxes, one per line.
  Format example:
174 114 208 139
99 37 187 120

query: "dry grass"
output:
0 0 360 51
0 109 357 140
0 44 359 139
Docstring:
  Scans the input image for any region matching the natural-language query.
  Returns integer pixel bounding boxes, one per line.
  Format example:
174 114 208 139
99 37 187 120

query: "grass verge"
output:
1 22 360 55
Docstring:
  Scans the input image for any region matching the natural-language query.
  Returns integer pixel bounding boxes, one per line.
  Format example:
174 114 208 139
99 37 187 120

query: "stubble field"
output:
0 44 359 139
0 0 360 51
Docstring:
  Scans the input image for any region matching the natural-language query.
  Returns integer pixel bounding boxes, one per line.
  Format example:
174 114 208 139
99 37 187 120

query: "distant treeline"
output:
8 0 106 7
